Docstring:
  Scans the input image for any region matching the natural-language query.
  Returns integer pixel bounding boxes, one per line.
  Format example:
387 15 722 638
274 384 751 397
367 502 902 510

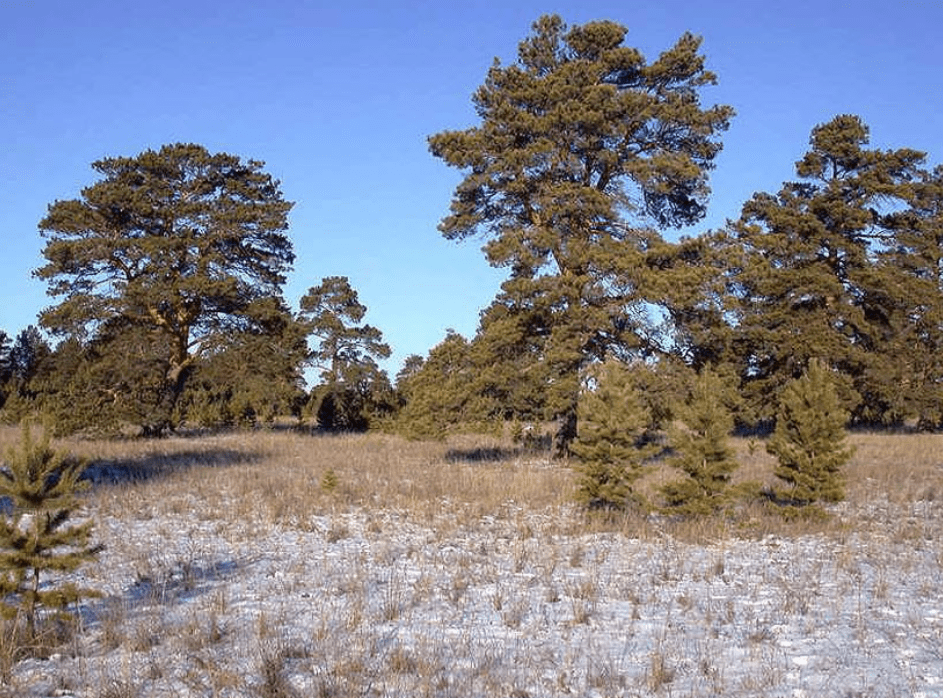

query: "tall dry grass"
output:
0 424 940 696
0 423 939 540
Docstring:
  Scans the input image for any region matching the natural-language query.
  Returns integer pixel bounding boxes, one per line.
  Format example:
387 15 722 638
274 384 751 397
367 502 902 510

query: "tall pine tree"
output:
430 14 732 453
727 115 927 425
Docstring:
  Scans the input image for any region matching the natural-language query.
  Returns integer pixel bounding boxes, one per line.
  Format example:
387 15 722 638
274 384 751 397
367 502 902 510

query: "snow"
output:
7 492 943 696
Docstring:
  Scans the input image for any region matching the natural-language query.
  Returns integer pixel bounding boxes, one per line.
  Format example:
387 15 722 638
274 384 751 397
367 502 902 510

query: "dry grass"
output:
0 424 940 696
0 424 940 540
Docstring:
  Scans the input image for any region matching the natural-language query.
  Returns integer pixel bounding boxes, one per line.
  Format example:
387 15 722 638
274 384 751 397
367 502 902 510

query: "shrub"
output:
0 421 102 639
767 359 852 505
571 359 659 510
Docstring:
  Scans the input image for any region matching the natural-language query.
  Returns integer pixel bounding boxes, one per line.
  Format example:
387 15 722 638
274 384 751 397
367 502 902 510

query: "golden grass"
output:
0 424 940 541
1 424 941 696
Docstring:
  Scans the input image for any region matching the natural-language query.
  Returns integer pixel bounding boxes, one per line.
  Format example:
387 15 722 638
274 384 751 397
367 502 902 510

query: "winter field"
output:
1 426 941 697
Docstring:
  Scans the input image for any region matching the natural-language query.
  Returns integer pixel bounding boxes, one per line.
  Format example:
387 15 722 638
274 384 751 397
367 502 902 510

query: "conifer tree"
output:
35 144 295 435
0 422 101 639
430 14 733 453
394 331 482 439
571 359 659 510
767 359 852 505
726 115 928 424
662 368 739 515
299 277 392 431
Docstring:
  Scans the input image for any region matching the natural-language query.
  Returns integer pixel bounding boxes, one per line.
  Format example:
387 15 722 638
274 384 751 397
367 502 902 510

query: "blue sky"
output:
2 0 941 378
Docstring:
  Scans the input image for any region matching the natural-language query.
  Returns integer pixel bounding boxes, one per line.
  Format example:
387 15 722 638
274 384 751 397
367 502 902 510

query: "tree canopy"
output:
2 14 943 445
34 143 296 434
726 115 933 425
429 14 733 451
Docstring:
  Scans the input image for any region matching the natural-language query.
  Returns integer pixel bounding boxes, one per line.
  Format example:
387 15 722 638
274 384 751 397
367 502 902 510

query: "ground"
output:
1 429 941 697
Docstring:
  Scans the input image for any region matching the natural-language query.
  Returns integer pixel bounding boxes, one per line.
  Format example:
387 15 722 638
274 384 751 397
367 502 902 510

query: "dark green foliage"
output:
874 165 943 428
299 277 393 431
571 359 660 510
0 327 53 423
726 116 932 425
393 331 488 439
767 360 852 505
662 369 739 515
35 144 296 435
0 423 101 638
179 297 308 428
429 14 732 452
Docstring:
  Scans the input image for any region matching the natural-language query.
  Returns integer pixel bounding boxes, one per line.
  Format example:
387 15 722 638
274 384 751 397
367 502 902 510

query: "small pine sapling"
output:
0 422 102 639
662 369 740 515
767 359 852 505
571 359 660 511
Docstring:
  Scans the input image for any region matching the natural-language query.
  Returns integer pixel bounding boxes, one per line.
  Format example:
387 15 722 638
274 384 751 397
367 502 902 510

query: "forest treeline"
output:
2 15 942 449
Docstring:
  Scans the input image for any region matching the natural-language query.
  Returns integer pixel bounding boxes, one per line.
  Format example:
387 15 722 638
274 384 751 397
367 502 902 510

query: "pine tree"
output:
662 369 739 515
571 359 660 510
726 115 928 425
394 331 483 439
767 359 852 505
299 277 392 431
0 422 101 639
429 15 733 453
35 144 295 435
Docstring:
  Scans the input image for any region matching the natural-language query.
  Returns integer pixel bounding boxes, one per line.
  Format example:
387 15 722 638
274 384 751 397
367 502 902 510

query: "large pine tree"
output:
727 115 929 425
35 144 296 435
429 14 732 453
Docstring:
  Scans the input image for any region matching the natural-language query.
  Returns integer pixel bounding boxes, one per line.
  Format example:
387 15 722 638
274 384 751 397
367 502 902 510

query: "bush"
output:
0 421 102 639
767 359 852 505
571 360 660 510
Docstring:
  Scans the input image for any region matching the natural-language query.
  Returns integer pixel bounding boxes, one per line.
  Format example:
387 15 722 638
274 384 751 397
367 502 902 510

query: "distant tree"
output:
767 359 852 505
394 354 426 401
0 331 11 410
0 422 101 640
571 359 660 511
726 115 928 425
299 276 392 430
34 143 295 435
179 297 309 427
662 368 739 515
8 327 51 390
29 329 166 435
0 327 53 422
429 14 733 454
394 330 484 439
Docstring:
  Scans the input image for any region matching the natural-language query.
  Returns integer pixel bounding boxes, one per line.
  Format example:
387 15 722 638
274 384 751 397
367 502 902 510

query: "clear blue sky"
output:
2 0 941 378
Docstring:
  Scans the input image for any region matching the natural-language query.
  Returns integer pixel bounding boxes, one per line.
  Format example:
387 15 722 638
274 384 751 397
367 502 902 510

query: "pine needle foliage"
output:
429 14 733 452
662 369 739 515
767 360 852 505
0 422 101 638
571 360 659 511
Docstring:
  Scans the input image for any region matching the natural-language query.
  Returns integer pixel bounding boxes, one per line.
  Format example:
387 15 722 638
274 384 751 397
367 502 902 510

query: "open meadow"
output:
0 426 941 697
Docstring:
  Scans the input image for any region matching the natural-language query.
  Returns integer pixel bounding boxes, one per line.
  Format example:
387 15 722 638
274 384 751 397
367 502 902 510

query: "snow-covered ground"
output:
9 490 943 697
